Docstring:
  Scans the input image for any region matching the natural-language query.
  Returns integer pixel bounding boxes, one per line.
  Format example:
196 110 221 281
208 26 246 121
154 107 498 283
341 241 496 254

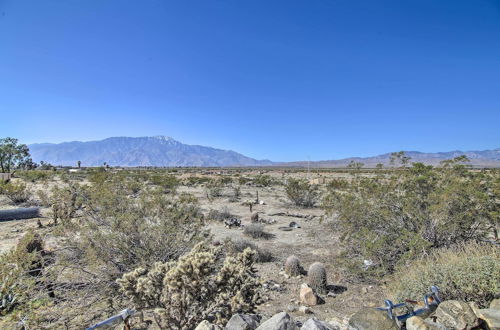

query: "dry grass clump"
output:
243 224 273 240
207 206 234 222
388 243 499 308
226 238 273 263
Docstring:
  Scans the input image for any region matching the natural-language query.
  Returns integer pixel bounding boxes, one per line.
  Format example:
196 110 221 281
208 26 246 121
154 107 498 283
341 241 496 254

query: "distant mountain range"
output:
282 149 500 168
28 136 500 168
29 136 272 167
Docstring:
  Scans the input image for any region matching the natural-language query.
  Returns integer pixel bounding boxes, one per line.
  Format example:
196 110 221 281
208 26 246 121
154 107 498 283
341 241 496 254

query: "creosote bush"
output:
389 243 499 308
323 157 499 278
118 243 262 329
0 181 31 204
285 178 318 207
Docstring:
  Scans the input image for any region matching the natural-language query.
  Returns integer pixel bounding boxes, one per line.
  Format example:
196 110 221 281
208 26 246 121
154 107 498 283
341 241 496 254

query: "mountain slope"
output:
280 149 500 168
29 136 272 167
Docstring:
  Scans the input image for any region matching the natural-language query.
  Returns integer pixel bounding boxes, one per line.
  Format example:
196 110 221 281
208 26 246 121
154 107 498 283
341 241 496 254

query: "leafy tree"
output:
0 137 31 173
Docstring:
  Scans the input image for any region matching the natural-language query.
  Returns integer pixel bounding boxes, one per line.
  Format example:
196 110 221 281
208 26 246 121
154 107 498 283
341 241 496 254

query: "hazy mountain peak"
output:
29 136 271 167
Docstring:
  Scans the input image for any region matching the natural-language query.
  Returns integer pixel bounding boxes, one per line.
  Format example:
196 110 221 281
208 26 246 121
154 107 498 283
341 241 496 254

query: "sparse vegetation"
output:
118 243 262 329
243 223 273 240
0 181 31 204
389 243 499 308
323 156 498 278
285 178 318 207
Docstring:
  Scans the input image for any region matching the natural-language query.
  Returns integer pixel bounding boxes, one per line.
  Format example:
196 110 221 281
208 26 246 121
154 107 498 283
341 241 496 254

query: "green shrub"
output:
149 174 179 193
323 159 498 278
118 243 262 328
0 181 31 204
285 178 318 207
205 178 225 198
0 231 46 316
388 243 499 308
15 170 51 183
254 174 276 187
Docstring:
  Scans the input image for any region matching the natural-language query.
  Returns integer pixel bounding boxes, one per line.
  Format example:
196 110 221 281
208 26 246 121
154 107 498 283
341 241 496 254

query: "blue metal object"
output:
376 286 441 322
86 308 136 330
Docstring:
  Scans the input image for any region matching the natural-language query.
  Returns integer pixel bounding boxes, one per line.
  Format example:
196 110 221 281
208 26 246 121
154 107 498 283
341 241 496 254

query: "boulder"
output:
196 320 222 330
348 308 398 330
256 312 297 330
301 318 339 330
300 284 318 306
434 300 479 330
491 299 500 310
477 308 500 329
405 316 446 330
225 314 261 330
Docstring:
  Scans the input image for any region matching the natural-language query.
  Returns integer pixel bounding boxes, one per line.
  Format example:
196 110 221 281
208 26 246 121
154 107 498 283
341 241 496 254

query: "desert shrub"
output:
326 178 349 190
87 167 109 184
285 178 318 207
226 239 273 263
0 181 31 204
49 184 83 226
254 174 276 187
389 243 499 308
323 158 498 278
229 184 241 202
149 174 179 193
0 231 47 317
243 224 273 240
15 170 51 183
205 178 225 198
36 179 207 328
117 243 262 329
207 206 234 222
185 176 210 186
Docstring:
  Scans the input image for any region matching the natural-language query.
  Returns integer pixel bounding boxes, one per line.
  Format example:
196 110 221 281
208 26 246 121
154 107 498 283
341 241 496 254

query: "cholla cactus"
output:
307 262 327 294
284 255 301 276
117 243 262 329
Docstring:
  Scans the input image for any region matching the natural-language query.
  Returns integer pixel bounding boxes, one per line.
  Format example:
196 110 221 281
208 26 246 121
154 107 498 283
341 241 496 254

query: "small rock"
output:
196 320 222 330
405 316 446 330
225 314 261 330
360 287 368 294
348 308 398 330
298 306 313 314
301 318 338 330
434 300 479 330
287 305 296 312
255 312 297 330
300 284 318 306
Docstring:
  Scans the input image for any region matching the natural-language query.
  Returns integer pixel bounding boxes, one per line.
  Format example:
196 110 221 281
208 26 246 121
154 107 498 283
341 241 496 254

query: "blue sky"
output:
0 0 499 161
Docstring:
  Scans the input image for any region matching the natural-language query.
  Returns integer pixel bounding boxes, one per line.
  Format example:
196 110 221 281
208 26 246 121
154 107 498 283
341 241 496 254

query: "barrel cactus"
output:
308 262 327 294
285 255 301 276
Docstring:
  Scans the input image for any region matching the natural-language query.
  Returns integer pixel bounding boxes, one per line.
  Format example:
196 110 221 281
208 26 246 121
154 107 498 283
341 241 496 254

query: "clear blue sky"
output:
0 0 499 161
